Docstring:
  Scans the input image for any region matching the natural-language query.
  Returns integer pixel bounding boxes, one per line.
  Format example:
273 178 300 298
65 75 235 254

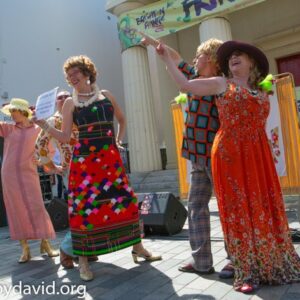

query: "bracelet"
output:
40 121 51 132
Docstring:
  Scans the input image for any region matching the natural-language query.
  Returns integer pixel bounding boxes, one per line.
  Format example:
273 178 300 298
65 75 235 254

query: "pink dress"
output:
0 122 56 240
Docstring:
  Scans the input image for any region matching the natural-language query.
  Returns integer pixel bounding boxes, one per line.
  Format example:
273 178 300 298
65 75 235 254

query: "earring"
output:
86 79 91 85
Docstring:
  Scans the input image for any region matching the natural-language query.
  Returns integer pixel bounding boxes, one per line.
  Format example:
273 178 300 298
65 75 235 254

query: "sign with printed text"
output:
118 0 265 50
35 87 58 120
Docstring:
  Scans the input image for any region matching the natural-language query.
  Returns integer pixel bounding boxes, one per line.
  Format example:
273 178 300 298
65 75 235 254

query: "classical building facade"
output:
106 0 300 172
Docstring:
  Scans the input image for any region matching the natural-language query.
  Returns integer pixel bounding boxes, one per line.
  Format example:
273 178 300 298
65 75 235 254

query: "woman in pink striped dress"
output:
0 98 58 263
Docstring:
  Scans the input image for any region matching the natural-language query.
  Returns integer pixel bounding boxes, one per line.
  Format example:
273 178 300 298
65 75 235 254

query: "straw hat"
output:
217 40 269 78
1 98 32 117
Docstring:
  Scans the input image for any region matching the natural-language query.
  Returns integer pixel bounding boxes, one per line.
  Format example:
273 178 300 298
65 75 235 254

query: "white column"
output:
106 1 161 172
122 46 161 172
199 17 232 42
147 43 178 170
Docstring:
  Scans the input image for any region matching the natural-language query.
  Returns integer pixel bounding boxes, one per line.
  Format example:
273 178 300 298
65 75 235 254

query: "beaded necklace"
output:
72 84 100 107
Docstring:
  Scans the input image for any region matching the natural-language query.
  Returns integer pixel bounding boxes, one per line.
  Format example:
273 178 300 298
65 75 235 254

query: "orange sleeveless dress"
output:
211 81 300 289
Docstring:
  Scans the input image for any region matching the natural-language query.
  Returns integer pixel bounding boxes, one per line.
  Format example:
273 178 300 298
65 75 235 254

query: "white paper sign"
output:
35 87 58 120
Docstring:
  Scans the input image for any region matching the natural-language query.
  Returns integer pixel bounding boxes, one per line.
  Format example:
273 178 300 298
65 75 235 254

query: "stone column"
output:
199 17 232 42
106 1 161 172
147 43 178 170
121 46 161 172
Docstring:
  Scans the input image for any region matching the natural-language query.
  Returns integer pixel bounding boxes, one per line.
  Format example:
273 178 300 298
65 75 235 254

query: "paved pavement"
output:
0 198 300 300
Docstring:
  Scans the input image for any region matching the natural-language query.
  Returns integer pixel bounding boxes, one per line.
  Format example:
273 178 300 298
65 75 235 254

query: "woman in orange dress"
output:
156 40 300 293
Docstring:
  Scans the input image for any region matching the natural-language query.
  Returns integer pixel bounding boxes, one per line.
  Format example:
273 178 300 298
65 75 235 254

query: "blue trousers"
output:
60 231 75 257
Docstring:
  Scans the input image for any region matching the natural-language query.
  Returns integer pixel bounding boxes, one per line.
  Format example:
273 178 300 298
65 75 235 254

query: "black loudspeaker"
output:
137 192 187 235
0 137 7 227
46 198 69 231
38 168 53 206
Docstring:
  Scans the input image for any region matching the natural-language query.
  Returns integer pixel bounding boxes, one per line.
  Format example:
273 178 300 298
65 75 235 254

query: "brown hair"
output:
21 110 29 118
248 62 264 90
63 55 97 84
194 38 223 75
9 109 29 118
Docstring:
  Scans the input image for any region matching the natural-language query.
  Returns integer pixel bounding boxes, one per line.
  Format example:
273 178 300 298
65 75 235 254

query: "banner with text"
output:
118 0 264 50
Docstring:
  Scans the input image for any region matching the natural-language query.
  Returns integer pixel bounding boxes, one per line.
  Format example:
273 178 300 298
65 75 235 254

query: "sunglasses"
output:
57 95 70 100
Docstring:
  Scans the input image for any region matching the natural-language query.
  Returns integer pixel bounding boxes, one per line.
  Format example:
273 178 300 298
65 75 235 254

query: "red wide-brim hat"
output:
217 40 269 78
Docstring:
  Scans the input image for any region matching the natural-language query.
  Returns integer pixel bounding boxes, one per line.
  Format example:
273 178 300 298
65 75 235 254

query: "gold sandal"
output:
40 239 59 257
79 264 94 281
131 250 162 263
19 240 31 263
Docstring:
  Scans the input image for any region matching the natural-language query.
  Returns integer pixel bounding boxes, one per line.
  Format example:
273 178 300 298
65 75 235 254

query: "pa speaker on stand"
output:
137 192 187 236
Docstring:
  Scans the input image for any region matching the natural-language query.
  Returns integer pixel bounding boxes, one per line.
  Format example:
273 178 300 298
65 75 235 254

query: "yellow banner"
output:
118 0 264 50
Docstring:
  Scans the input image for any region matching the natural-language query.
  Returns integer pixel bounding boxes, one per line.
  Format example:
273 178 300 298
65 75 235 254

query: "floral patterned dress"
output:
211 81 300 289
69 98 141 256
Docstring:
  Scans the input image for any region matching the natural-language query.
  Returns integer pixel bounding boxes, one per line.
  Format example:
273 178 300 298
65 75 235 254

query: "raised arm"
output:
35 116 56 170
102 90 126 148
34 97 74 143
0 122 14 138
157 43 227 96
140 32 182 66
35 113 78 173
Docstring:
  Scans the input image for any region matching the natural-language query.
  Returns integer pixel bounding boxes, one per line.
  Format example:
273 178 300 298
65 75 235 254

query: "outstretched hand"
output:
139 32 159 47
138 32 172 62
43 164 64 175
31 111 43 126
31 111 50 131
116 139 125 150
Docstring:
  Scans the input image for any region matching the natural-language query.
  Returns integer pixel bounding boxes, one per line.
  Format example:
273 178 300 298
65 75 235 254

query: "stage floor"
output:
0 198 300 300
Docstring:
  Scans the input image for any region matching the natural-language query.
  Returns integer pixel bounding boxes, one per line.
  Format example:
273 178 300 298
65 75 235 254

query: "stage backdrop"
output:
275 74 300 195
117 0 265 50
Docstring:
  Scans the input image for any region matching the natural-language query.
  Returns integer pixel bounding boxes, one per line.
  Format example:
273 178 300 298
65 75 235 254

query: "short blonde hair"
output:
63 55 97 84
195 38 223 75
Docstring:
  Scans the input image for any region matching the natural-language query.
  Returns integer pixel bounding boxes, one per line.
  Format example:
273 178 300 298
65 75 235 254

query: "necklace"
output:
78 91 95 97
72 84 100 107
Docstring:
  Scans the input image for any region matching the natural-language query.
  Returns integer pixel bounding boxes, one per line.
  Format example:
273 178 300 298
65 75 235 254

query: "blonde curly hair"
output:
63 55 97 84
194 38 223 75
